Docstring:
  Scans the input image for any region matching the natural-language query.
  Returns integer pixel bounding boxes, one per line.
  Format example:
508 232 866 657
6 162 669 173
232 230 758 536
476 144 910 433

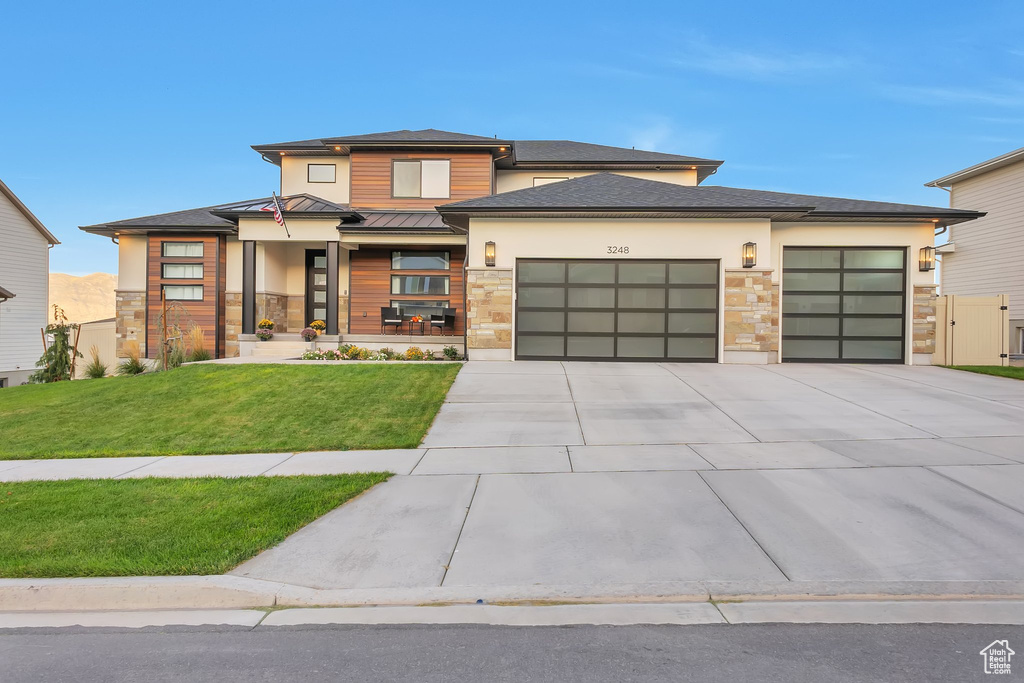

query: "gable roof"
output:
0 178 59 244
438 173 984 224
925 146 1024 187
80 195 362 236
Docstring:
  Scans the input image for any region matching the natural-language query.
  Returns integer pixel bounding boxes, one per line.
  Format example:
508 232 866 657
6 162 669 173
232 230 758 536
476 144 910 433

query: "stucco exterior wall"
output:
117 235 148 290
495 169 698 193
281 156 351 204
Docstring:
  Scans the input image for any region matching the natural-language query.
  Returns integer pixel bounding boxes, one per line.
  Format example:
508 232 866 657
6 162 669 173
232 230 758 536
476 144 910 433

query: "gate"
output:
934 294 1010 366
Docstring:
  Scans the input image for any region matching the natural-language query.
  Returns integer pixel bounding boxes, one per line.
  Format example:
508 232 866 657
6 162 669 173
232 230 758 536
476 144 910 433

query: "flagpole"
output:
272 191 291 238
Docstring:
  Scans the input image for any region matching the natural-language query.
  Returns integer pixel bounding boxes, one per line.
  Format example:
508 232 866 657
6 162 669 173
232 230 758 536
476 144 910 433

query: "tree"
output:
29 305 82 383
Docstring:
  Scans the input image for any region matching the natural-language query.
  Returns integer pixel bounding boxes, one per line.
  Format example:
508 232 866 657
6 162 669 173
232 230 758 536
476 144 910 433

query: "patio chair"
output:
430 308 457 336
381 307 403 335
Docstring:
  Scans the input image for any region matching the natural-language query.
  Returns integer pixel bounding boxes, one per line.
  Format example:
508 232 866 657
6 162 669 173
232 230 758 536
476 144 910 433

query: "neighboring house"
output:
0 178 60 386
81 129 983 365
926 146 1024 355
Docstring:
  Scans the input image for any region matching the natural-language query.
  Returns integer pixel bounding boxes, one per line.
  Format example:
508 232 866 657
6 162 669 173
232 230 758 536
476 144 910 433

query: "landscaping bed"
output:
0 474 390 578
945 365 1024 381
0 363 461 459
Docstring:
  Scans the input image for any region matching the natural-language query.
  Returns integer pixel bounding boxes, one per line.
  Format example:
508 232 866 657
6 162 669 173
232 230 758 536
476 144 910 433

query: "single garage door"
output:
515 259 719 362
781 247 906 362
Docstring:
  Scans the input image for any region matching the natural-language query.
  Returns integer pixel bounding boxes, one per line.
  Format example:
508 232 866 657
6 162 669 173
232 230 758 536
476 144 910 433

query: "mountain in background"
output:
49 272 117 323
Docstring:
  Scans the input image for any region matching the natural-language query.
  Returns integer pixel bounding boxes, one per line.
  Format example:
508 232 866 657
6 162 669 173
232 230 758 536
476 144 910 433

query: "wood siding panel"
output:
146 235 223 358
350 151 492 209
349 246 465 335
946 160 1024 321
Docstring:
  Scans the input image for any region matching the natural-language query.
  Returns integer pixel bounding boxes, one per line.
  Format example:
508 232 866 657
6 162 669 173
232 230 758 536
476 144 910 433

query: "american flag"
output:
261 192 290 237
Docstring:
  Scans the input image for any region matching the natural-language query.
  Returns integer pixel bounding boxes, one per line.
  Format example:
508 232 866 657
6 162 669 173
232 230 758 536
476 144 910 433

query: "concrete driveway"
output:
234 363 1024 594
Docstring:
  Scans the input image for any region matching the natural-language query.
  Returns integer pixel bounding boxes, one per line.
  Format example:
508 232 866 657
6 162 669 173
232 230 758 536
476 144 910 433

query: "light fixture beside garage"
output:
742 242 757 268
485 241 496 267
919 246 936 272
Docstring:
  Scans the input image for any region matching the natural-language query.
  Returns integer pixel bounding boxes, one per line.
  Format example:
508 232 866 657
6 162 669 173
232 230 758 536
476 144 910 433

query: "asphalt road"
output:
2 623 1021 682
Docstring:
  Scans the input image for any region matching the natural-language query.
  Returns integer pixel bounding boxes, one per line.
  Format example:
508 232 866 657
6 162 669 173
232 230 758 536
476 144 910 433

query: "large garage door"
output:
515 259 719 362
782 247 906 362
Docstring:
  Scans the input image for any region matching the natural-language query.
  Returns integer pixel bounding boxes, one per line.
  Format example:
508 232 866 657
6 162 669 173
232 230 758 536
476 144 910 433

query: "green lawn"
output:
945 365 1024 381
0 474 390 578
0 363 460 459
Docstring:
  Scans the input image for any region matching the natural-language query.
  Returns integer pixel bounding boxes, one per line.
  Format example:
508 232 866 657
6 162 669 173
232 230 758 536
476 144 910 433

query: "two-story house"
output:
81 129 983 365
1 178 59 386
926 146 1024 356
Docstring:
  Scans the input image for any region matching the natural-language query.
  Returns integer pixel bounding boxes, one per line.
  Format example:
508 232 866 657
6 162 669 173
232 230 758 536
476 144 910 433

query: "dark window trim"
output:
390 159 451 200
161 263 204 279
307 163 337 183
515 258 720 363
390 274 451 296
161 241 204 258
781 246 907 363
161 284 204 301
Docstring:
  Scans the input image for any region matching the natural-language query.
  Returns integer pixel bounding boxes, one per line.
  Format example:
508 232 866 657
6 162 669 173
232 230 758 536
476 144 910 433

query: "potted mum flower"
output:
300 327 318 342
257 318 275 330
255 328 274 341
309 319 327 335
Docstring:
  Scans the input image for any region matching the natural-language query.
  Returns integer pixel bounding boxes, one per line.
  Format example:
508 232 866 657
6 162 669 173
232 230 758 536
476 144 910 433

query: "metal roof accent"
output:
210 194 361 219
925 146 1024 187
0 178 59 244
336 210 456 234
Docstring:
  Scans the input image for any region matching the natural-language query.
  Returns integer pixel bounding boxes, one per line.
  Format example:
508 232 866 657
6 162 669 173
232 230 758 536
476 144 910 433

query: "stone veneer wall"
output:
337 295 349 335
465 268 513 350
256 294 288 332
287 296 305 332
912 283 937 356
722 270 775 354
225 292 241 358
115 290 146 358
770 282 780 355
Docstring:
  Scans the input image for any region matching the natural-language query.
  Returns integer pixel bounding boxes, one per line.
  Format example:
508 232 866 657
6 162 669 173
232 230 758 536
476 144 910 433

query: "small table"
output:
406 319 425 335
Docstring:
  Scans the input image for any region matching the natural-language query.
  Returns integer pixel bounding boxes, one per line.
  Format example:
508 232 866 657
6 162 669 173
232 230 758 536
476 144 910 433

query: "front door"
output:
305 249 328 327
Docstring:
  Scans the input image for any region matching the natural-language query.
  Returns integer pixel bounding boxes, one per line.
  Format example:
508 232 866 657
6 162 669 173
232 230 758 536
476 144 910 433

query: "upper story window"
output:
307 163 336 183
163 285 203 301
162 263 204 279
393 160 450 199
392 251 450 270
162 242 203 257
534 177 569 187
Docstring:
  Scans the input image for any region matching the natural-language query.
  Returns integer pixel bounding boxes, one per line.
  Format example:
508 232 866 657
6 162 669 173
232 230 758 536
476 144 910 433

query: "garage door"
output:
781 247 906 362
515 259 719 362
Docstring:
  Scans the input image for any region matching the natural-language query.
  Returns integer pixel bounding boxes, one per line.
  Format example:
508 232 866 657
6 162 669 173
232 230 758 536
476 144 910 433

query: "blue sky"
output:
2 0 1022 274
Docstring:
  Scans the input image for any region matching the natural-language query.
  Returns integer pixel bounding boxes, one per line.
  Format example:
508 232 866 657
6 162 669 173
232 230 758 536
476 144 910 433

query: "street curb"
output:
2 576 1024 612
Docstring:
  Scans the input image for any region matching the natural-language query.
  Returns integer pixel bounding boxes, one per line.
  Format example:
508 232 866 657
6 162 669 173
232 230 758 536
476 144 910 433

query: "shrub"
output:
442 345 460 360
188 325 213 361
378 347 397 360
117 340 147 376
404 346 426 361
257 318 275 330
255 329 274 341
84 345 108 379
300 327 317 342
28 306 82 383
337 343 355 356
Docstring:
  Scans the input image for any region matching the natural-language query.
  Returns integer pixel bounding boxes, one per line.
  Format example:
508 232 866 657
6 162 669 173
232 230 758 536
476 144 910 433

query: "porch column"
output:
242 240 256 335
326 242 339 335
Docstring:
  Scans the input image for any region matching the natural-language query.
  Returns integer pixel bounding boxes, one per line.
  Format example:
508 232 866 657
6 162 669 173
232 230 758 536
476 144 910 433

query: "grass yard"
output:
0 363 461 459
0 474 390 578
946 365 1024 381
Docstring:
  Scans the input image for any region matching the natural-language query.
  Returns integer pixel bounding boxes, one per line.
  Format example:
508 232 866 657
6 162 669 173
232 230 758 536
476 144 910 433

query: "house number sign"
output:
607 246 630 254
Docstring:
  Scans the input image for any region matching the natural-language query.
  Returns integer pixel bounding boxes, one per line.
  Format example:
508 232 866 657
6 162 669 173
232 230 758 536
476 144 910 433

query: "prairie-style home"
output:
81 129 983 365
926 146 1024 356
1 178 59 386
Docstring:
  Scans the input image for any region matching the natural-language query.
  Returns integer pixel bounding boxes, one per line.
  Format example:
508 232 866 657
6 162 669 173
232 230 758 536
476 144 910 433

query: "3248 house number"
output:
607 246 630 254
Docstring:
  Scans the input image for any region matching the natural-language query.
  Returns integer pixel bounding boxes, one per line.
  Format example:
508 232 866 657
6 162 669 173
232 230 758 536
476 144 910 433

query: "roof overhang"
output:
0 179 59 244
253 139 514 164
925 146 1024 187
80 224 237 237
437 208 811 232
0 285 15 302
497 160 724 183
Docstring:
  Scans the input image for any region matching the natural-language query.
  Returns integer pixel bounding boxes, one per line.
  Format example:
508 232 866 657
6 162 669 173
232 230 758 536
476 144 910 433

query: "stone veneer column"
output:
225 292 242 358
337 295 349 335
256 294 288 331
722 270 775 364
912 283 937 362
465 268 513 360
115 290 146 358
287 296 305 332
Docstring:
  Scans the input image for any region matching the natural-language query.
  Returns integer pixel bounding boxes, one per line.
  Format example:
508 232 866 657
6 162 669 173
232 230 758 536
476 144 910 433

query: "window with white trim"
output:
163 285 203 301
162 263 203 279
308 164 336 183
392 160 450 198
162 242 203 257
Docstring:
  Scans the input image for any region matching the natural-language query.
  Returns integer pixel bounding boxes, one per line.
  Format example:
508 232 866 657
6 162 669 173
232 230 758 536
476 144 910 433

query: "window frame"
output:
391 159 451 199
161 263 204 280
307 163 337 183
161 241 203 258
161 284 204 301
390 274 451 296
391 250 451 271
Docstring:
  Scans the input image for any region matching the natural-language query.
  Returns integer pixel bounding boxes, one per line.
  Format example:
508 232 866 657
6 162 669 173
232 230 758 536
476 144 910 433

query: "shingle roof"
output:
438 173 984 223
509 140 719 165
324 129 507 144
80 204 237 234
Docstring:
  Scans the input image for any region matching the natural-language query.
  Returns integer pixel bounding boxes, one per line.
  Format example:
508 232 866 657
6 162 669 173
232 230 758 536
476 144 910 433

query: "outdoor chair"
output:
430 308 457 335
381 307 403 335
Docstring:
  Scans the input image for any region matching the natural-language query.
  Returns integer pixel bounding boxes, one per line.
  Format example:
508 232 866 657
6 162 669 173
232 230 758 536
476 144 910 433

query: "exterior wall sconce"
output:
485 241 496 267
919 246 936 272
742 242 757 268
